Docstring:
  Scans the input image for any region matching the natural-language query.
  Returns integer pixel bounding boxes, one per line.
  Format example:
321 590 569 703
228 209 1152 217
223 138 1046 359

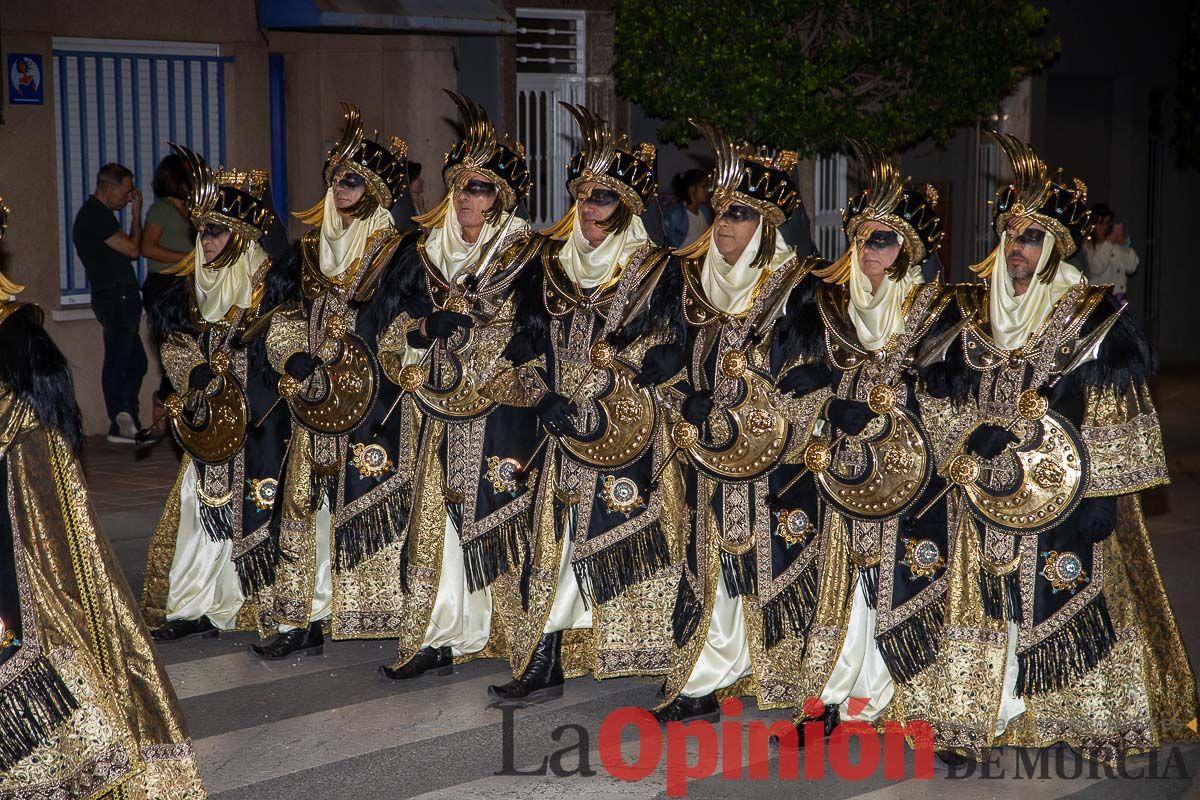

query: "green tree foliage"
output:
1174 2 1200 170
614 0 1058 154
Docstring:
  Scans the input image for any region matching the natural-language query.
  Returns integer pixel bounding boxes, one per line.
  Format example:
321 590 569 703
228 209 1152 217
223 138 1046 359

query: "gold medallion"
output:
351 442 394 479
599 476 643 515
1040 549 1087 594
246 477 279 511
804 441 832 473
901 537 945 580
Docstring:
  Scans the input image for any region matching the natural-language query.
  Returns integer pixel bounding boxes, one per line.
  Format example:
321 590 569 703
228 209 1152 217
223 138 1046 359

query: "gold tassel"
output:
412 192 453 230
541 204 577 240
673 223 715 259
291 195 326 226
813 248 853 284
162 246 196 277
0 269 24 298
969 243 1000 279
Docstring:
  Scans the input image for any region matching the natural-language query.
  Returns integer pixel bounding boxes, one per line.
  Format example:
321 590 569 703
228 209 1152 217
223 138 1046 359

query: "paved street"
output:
85 370 1200 799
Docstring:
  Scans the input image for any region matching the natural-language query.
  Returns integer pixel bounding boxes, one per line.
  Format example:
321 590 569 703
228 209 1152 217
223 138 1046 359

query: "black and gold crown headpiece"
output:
172 143 273 270
323 102 408 209
693 120 799 227
842 140 943 266
989 132 1092 259
442 91 529 212
561 103 656 214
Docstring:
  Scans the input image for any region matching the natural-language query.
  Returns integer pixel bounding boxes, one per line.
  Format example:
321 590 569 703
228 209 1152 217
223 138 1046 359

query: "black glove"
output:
604 328 632 350
535 391 579 436
406 327 434 349
1074 496 1118 545
826 397 875 436
965 424 1019 459
778 363 833 397
284 352 322 381
634 344 686 388
188 363 216 392
422 310 474 340
682 390 713 426
502 330 541 366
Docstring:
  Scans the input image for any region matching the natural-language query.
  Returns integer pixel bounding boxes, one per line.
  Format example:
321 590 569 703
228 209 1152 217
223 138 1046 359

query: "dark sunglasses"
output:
200 222 230 240
461 179 498 197
576 188 620 208
1008 227 1046 248
859 230 900 251
334 172 366 190
719 204 759 223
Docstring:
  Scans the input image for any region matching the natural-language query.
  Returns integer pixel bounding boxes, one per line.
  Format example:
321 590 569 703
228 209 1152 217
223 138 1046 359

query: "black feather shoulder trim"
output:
0 306 83 453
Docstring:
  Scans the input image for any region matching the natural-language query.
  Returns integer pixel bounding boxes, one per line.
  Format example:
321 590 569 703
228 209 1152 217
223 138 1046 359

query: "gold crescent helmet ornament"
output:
807 390 935 521
560 102 657 213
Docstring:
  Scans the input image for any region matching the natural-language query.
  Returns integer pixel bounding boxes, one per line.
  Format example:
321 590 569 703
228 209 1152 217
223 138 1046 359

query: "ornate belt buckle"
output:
486 456 525 494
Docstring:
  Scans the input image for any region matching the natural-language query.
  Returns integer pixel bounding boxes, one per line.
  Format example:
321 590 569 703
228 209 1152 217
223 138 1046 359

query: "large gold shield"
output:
166 366 249 465
284 327 380 436
557 343 656 471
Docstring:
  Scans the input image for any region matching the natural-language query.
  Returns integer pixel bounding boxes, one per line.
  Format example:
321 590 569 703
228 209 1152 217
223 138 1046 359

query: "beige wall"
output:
0 4 464 434
267 32 460 238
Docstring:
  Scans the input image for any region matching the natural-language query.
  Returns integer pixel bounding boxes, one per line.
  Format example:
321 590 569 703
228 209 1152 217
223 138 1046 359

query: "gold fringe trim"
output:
412 192 453 230
291 196 326 226
541 204 577 240
969 243 1000 279
813 248 853 284
161 246 195 277
672 223 715 258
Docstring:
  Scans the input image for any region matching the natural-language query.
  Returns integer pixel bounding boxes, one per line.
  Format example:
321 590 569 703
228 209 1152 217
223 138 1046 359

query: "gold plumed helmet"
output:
842 140 943 268
561 103 656 214
171 143 274 271
692 120 800 227
324 102 409 210
989 132 1092 259
442 91 529 213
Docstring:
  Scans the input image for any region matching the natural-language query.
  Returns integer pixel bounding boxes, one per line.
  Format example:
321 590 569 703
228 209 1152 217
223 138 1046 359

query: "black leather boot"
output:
378 646 453 681
151 616 219 642
651 692 720 723
487 631 564 705
250 621 324 660
794 703 840 748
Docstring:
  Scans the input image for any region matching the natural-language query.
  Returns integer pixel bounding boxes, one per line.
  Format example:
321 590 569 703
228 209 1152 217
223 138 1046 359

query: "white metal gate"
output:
515 9 585 228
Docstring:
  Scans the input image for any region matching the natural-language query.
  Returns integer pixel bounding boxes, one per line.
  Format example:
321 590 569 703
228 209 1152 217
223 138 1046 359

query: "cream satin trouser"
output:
681 577 752 698
165 463 244 630
544 506 593 634
422 515 492 656
995 620 1026 735
820 575 894 721
279 501 333 632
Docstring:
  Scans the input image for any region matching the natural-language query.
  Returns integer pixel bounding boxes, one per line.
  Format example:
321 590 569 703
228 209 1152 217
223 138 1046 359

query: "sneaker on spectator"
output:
108 412 138 444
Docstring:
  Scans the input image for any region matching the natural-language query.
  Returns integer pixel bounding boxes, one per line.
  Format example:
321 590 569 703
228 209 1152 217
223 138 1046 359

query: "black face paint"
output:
200 222 230 240
577 188 620 208
1009 228 1047 249
335 171 366 190
860 229 900 250
720 204 759 223
461 179 498 197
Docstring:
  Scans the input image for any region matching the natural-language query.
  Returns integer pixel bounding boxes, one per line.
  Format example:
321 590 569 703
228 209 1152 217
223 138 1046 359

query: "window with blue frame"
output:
52 38 230 305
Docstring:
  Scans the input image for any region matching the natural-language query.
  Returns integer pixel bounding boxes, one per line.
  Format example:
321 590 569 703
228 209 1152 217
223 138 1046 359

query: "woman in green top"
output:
140 155 193 440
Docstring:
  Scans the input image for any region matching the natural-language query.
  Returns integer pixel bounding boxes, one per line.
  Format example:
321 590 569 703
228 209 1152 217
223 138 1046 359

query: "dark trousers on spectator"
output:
92 287 148 431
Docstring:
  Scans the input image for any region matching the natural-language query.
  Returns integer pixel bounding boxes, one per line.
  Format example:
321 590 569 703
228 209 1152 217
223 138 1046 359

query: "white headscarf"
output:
556 209 649 288
423 191 530 282
989 231 1084 350
318 187 394 280
699 218 795 314
193 237 263 323
848 243 925 352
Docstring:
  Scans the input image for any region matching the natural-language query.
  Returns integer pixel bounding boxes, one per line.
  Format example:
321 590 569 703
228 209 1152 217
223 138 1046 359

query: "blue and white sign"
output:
8 54 44 105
